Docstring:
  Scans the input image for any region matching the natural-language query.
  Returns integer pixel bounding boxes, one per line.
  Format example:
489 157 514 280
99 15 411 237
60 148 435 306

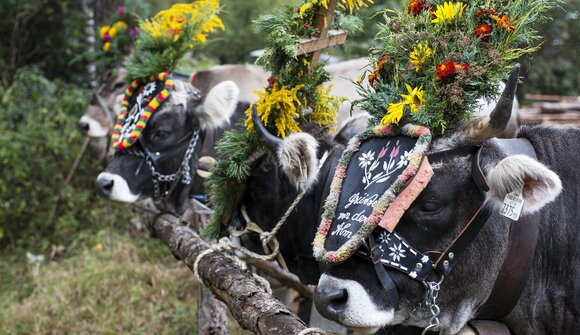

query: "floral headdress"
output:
356 0 559 135
111 0 223 150
204 0 372 238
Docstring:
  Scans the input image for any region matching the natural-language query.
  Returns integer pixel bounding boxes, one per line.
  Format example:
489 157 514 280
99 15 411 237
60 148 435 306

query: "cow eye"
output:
153 130 170 140
419 201 443 214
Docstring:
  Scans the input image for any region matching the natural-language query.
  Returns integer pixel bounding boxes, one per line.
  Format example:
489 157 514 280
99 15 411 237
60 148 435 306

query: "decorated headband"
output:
313 123 432 264
111 72 174 150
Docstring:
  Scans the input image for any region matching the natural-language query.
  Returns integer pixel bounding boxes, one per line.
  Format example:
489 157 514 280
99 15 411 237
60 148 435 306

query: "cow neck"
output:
473 138 541 325
231 149 332 272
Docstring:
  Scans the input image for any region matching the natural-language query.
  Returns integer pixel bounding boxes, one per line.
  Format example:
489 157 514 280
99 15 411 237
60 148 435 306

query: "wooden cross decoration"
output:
296 0 348 71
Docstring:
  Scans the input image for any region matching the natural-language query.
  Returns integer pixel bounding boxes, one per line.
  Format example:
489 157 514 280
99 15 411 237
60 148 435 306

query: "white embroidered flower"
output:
421 255 430 263
359 150 375 169
143 82 157 96
409 271 417 279
379 231 391 244
397 149 415 169
388 243 406 262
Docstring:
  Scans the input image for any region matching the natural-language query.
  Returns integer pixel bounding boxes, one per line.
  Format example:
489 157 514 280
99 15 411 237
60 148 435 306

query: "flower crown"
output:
124 0 224 81
356 0 559 135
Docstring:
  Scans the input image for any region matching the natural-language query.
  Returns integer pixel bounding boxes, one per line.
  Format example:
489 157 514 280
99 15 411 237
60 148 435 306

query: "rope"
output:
297 327 327 335
192 237 272 294
260 188 307 251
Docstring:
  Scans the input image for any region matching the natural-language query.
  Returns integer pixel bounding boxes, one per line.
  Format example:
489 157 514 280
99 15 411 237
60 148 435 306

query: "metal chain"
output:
123 130 200 200
421 276 444 335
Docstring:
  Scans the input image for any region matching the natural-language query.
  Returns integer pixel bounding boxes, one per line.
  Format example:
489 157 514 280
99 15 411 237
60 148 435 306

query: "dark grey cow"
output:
96 79 241 214
313 67 575 334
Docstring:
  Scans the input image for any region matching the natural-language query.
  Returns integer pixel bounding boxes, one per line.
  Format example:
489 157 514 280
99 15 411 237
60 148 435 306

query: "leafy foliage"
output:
0 0 88 86
518 0 580 96
0 68 131 249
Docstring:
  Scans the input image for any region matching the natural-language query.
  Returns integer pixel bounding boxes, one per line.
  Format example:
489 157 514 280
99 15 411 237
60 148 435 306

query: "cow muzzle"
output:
96 172 140 203
314 273 394 333
79 114 110 138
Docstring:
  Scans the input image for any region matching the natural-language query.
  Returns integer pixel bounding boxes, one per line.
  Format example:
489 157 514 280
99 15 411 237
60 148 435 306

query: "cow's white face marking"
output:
316 274 394 334
80 115 109 137
96 172 140 203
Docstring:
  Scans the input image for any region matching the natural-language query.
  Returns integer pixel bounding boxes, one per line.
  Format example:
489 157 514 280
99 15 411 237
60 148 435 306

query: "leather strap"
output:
476 138 540 321
434 204 493 275
369 234 400 308
468 320 511 335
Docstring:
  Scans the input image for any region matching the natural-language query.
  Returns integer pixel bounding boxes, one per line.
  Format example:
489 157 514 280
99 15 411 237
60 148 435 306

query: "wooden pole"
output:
309 0 339 69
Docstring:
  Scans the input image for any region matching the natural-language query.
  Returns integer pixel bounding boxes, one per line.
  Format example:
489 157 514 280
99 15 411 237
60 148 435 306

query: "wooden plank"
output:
297 29 348 56
524 93 580 102
540 102 580 114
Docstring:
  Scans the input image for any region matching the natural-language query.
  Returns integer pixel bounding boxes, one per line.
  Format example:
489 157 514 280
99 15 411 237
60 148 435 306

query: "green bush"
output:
0 67 131 250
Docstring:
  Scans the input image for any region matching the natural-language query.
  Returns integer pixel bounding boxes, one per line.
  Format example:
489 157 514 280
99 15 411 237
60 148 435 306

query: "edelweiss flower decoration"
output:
355 0 560 135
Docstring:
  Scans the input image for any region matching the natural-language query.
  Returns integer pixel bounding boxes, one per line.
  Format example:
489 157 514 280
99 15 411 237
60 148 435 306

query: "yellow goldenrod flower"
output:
245 83 303 138
140 0 223 44
309 84 340 130
381 102 406 125
299 0 372 17
401 84 425 112
103 42 111 52
409 42 433 72
432 1 466 25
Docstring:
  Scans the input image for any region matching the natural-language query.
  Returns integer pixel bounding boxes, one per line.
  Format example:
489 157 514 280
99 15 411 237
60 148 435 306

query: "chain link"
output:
421 276 444 335
123 130 200 200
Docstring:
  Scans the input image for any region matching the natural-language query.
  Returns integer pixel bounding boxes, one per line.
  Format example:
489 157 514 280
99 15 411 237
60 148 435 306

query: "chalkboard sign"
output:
313 124 432 264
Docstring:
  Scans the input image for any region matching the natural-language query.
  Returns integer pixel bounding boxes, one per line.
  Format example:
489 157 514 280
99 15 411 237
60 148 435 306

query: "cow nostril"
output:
314 288 348 320
79 121 90 134
326 288 348 311
97 178 114 197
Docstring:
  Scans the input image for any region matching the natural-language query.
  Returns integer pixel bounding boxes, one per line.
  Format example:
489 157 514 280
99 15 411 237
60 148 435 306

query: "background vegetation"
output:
0 0 578 333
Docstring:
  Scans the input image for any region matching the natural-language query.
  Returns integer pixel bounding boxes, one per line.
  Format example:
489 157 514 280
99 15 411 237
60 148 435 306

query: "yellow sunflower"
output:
432 1 466 25
381 102 406 125
401 84 425 112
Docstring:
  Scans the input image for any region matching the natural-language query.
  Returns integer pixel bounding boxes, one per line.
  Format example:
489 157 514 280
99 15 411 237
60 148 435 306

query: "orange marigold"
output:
407 0 429 15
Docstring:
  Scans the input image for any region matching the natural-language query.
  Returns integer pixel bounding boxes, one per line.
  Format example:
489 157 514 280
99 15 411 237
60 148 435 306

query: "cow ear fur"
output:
201 81 239 130
277 133 319 192
486 155 562 214
333 112 372 145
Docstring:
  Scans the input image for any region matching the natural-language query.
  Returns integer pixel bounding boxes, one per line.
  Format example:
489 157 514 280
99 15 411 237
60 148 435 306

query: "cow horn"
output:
252 104 282 151
463 64 521 143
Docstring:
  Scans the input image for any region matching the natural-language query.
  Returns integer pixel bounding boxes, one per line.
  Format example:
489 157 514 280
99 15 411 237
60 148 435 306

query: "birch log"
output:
147 213 324 335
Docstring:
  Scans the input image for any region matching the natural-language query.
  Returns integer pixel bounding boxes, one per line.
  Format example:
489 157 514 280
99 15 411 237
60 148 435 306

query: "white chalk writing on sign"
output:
345 192 379 209
331 222 353 239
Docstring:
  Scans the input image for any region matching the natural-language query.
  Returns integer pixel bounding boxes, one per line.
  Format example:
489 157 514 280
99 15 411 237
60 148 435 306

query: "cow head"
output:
313 65 563 334
96 79 239 214
226 108 378 284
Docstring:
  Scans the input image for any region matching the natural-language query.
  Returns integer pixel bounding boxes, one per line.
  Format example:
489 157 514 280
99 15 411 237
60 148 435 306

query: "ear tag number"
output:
499 189 524 221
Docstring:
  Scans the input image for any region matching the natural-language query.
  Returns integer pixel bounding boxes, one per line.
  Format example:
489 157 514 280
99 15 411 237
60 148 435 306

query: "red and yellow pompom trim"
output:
111 72 174 150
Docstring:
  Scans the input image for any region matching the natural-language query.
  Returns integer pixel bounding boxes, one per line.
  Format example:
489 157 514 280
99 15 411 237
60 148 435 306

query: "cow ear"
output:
200 81 239 130
278 133 319 192
486 155 562 214
333 112 372 145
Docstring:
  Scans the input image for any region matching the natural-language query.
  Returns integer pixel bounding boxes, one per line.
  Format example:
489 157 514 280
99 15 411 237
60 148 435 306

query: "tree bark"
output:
148 213 324 335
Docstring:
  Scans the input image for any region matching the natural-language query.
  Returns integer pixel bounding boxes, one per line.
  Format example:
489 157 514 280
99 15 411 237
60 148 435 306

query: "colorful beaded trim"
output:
111 72 174 150
313 123 432 264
